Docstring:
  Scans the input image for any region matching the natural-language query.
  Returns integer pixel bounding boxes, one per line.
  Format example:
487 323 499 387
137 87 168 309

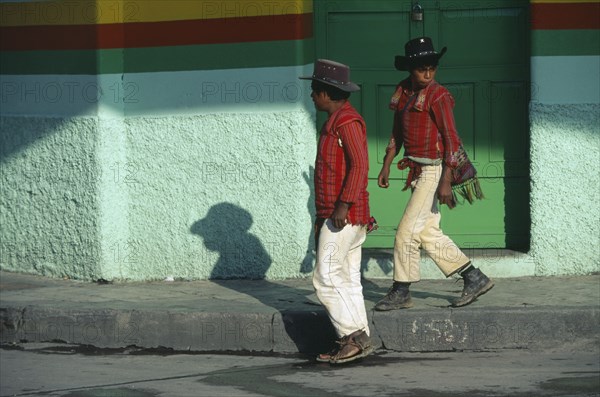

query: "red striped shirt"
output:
315 101 370 225
388 79 462 168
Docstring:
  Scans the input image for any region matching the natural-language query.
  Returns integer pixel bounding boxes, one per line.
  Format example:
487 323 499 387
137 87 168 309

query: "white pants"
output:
313 219 370 338
394 164 470 282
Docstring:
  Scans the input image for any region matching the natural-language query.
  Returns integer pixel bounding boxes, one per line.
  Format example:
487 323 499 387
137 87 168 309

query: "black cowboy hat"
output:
394 37 447 71
299 59 360 92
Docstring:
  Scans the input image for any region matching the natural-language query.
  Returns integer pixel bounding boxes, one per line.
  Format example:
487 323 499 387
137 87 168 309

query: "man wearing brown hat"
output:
375 37 494 311
300 59 373 364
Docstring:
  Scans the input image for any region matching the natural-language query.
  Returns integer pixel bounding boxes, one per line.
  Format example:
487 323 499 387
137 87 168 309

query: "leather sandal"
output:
316 346 340 363
316 334 348 362
329 330 373 365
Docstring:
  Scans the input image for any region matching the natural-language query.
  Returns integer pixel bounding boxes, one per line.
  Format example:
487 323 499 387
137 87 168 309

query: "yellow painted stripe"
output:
0 0 313 26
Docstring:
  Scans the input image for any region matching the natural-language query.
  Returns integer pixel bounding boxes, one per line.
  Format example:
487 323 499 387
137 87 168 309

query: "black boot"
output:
374 282 413 311
452 267 494 307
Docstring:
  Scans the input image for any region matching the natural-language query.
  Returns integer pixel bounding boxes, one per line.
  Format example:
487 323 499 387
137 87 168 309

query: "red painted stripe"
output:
0 13 312 51
532 2 600 30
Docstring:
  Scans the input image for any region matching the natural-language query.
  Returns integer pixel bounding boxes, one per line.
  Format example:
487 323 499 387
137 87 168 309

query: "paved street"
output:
1 342 598 397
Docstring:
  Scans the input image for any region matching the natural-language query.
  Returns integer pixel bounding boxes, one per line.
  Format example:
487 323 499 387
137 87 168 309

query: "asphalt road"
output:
1 343 598 397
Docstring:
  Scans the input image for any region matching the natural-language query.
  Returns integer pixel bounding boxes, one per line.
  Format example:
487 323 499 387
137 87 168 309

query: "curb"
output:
2 304 598 354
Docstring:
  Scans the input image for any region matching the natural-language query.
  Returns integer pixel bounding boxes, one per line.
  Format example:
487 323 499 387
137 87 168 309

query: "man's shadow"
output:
191 202 270 279
190 202 336 354
300 167 316 274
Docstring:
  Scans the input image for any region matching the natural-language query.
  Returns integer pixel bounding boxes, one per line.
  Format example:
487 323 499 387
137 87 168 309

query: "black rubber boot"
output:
374 282 413 311
452 268 494 307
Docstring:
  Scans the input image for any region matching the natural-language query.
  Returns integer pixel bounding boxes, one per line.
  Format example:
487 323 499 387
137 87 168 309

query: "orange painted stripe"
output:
532 2 600 29
0 13 312 51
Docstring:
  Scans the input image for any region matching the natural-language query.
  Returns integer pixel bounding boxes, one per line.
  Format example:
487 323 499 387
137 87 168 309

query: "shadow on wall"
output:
190 202 336 353
300 166 316 274
190 202 270 279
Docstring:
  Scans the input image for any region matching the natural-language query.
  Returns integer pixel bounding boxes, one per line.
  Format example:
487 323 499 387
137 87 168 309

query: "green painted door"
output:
314 0 530 250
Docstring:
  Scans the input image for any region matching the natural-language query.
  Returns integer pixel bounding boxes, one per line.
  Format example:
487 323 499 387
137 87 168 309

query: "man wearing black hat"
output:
300 59 373 364
375 37 494 311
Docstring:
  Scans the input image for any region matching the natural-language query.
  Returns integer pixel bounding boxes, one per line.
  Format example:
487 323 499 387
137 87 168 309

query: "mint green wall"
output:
1 68 319 281
0 116 102 279
0 110 318 281
529 55 600 275
529 104 599 275
120 111 316 281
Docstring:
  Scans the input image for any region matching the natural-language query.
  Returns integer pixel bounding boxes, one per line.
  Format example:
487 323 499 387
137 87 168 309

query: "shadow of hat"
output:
394 37 447 71
191 203 253 239
300 59 360 92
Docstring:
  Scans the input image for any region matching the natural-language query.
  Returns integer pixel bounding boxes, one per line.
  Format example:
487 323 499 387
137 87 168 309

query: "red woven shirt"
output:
387 78 462 168
315 101 370 225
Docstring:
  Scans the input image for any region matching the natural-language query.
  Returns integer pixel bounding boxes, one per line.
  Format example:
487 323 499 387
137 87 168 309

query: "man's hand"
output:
437 165 456 208
331 202 350 229
437 180 456 209
378 167 390 188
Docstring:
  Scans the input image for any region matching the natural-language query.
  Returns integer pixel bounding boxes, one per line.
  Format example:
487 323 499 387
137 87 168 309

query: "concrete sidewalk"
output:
1 271 598 354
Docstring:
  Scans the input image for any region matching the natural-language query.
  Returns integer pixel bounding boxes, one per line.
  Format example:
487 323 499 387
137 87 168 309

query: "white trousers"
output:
394 164 470 282
313 219 370 338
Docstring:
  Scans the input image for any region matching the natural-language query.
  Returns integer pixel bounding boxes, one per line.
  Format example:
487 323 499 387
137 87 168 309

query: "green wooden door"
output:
314 0 530 250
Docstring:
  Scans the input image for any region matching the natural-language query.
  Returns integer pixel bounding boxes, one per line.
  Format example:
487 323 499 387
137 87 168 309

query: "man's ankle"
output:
392 281 411 291
459 263 475 277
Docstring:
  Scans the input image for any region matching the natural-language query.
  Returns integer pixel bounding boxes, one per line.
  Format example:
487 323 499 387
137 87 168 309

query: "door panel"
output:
313 0 530 250
326 12 410 69
439 6 529 68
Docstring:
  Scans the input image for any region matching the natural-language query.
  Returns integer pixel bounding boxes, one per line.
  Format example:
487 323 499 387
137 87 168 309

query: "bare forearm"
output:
382 149 396 170
441 164 452 183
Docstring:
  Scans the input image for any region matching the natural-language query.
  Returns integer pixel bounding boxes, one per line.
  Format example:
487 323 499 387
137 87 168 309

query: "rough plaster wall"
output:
121 110 317 281
0 116 101 279
530 104 600 275
96 117 130 280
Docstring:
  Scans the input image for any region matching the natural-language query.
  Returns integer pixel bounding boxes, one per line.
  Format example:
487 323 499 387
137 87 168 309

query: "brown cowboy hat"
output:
394 37 447 71
299 59 360 92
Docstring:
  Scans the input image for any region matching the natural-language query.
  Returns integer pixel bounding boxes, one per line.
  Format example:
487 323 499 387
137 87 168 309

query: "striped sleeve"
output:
338 121 369 204
431 93 462 168
390 110 404 156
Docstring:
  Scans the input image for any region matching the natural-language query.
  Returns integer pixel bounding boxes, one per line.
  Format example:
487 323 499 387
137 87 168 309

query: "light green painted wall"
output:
0 116 102 279
119 111 317 281
529 103 600 275
529 52 600 275
0 66 320 281
0 110 318 281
